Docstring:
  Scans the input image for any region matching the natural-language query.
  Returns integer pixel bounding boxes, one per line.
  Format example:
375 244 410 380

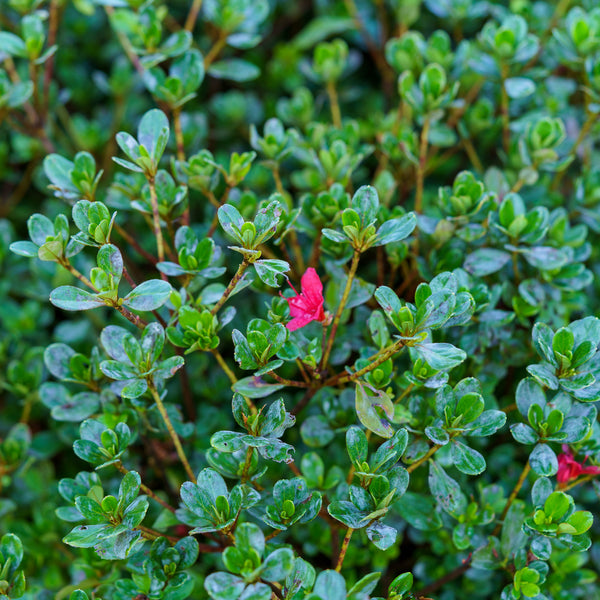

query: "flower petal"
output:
581 465 600 476
300 268 323 306
286 314 314 331
288 295 311 317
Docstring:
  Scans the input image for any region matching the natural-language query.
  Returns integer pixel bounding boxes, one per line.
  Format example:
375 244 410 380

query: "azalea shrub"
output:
2 0 600 599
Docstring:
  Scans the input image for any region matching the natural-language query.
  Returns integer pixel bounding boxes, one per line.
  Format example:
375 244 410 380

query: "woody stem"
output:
321 250 360 369
492 460 531 536
211 260 249 315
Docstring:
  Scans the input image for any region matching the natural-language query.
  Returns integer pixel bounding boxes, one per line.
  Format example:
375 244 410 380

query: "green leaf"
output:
218 204 245 241
396 491 442 531
505 77 535 98
514 567 540 597
552 326 574 357
571 316 600 346
327 500 369 529
414 343 466 371
204 572 245 600
118 470 141 511
260 548 295 581
455 392 484 424
232 376 284 398
44 154 76 195
566 510 593 534
313 570 346 600
374 286 402 315
464 248 511 276
366 520 397 550
27 213 54 246
346 426 368 466
292 16 355 50
301 416 335 448
374 213 417 246
348 572 380 598
100 325 131 363
141 321 165 364
389 572 413 596
237 583 271 600
39 383 100 421
351 185 379 225
0 533 23 572
122 379 148 399
369 310 390 348
500 500 527 557
63 524 110 548
355 382 394 439
0 32 27 57
208 59 260 82
112 156 143 173
122 279 172 311
115 132 140 163
138 108 170 164
428 460 467 515
211 431 247 454
286 558 316 597
527 363 558 389
97 244 123 280
516 377 547 416
451 440 486 475
43 343 76 379
254 200 282 241
38 239 65 261
6 80 33 108
50 286 104 311
371 428 409 471
511 423 539 444
9 240 38 257
424 425 449 445
254 259 289 287
544 491 571 521
181 469 227 516
176 536 200 569
529 443 558 476
321 228 348 243
467 410 507 437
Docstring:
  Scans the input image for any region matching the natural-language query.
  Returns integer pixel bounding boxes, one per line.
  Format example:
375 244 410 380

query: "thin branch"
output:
211 348 238 385
322 338 405 387
148 380 196 483
414 117 430 214
335 527 354 572
406 444 441 474
211 260 249 314
322 250 361 369
269 371 310 388
326 80 342 128
105 7 146 78
492 460 531 536
291 388 317 416
204 30 228 69
148 174 166 268
115 461 176 513
42 0 61 117
113 222 158 265
184 0 203 31
418 555 472 597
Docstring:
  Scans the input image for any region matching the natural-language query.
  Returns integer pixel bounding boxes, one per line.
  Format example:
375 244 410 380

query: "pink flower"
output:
282 268 326 331
556 445 600 484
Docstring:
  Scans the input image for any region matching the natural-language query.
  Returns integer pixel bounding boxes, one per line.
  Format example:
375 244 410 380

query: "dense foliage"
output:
2 0 600 598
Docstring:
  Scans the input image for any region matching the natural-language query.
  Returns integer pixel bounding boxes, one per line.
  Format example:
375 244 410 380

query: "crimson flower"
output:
556 445 600 484
282 268 326 331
